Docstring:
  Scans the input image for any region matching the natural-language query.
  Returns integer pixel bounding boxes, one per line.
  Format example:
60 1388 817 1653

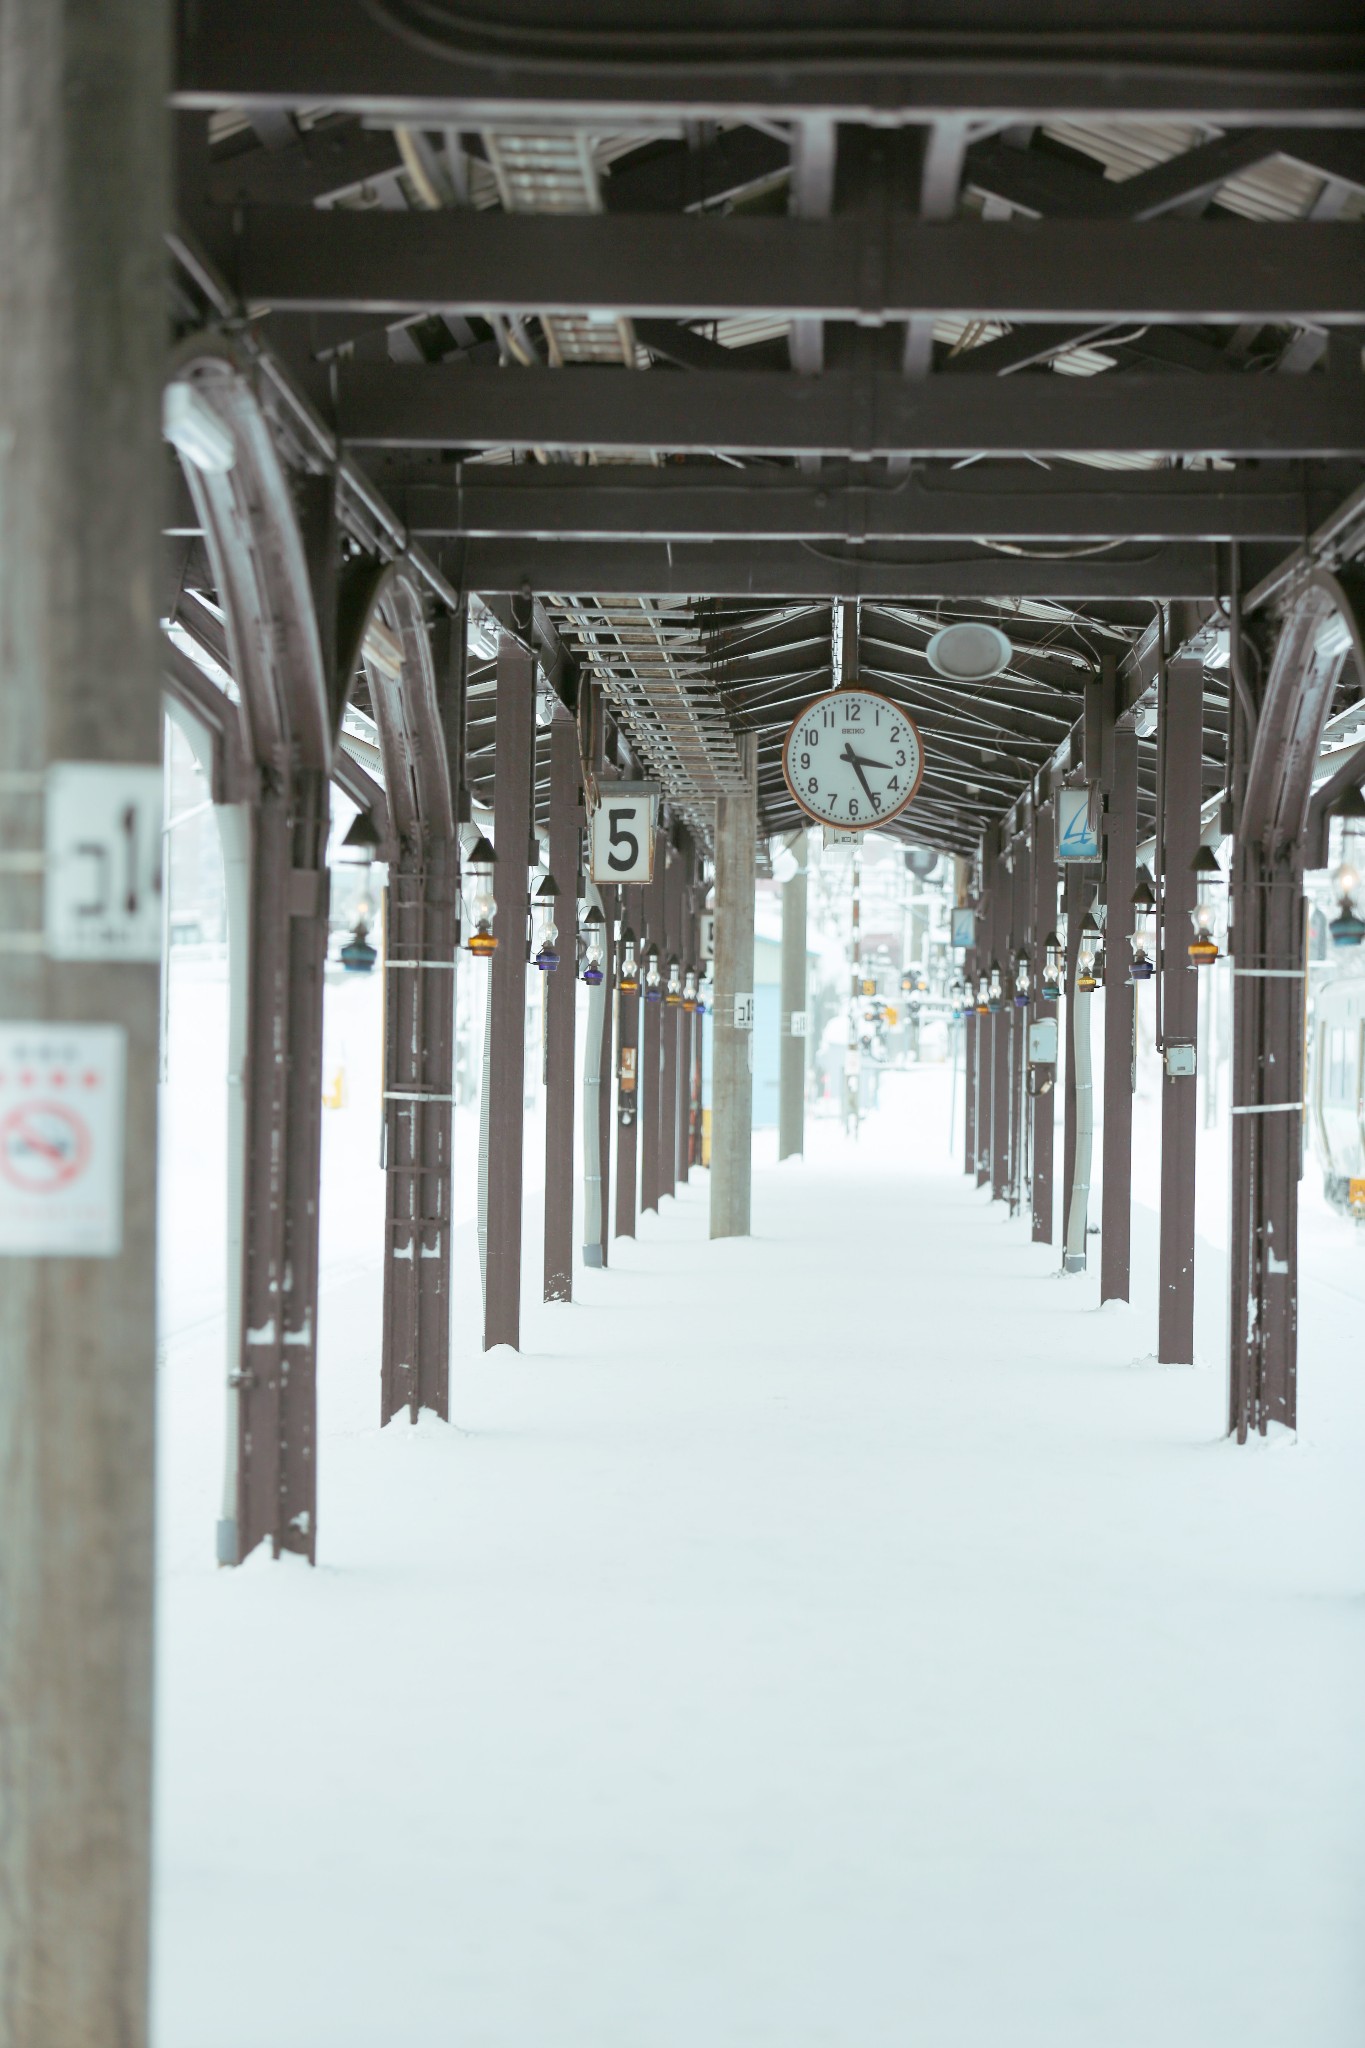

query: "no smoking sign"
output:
0 1025 126 1256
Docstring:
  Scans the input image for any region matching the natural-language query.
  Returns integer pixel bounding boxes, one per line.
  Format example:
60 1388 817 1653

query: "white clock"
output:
781 688 924 832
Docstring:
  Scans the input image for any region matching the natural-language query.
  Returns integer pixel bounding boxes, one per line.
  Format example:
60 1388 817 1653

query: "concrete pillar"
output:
710 744 758 1238
0 0 167 2035
779 830 808 1161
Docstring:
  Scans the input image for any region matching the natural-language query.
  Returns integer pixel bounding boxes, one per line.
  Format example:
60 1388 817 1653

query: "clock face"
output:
781 689 924 832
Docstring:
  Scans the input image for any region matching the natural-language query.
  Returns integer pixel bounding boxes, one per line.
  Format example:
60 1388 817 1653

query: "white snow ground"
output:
153 960 1365 2047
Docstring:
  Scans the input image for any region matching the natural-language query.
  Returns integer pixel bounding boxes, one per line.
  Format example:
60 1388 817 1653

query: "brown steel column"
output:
1031 800 1057 1242
543 709 579 1301
963 943 978 1177
640 831 665 1214
484 618 534 1351
1009 833 1029 1214
615 883 641 1238
677 855 696 1185
991 846 1010 1201
0 0 165 2031
1159 656 1203 1366
593 883 616 1265
1061 859 1085 1227
659 837 680 1200
1101 726 1138 1302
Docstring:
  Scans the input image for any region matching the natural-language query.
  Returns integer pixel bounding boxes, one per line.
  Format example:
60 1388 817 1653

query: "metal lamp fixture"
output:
1013 948 1031 1006
987 962 1004 1012
925 621 1013 682
618 928 641 994
644 946 663 1002
1189 845 1223 964
465 833 498 956
975 973 990 1014
1076 912 1101 991
533 873 561 972
665 955 683 1005
682 968 699 1011
580 903 606 983
1129 872 1156 981
337 809 381 866
1330 862 1365 946
1041 931 1062 1001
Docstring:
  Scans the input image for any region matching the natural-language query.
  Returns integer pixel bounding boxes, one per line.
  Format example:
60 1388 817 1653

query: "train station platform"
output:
151 1065 1365 2048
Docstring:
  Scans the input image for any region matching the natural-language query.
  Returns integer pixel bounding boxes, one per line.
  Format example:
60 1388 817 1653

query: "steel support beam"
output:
1031 800 1058 1242
639 834 665 1216
543 708 579 1302
448 538 1237 601
1101 726 1138 1303
340 364 1365 461
484 618 534 1351
659 838 680 1202
779 829 809 1162
241 209 1365 325
176 6 1365 121
1158 657 1204 1366
397 464 1350 544
991 844 1010 1202
615 882 642 1240
711 746 758 1239
1061 860 1085 1235
1228 568 1365 1433
373 583 461 1427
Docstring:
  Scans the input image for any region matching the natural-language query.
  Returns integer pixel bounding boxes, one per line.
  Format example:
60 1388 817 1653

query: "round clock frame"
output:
780 687 925 833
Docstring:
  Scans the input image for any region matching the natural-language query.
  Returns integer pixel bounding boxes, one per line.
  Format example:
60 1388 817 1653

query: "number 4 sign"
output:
589 784 657 885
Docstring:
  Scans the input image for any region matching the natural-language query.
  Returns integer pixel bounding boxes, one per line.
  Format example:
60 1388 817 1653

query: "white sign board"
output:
950 907 976 949
46 762 164 960
0 1024 126 1256
1028 1019 1058 1064
589 785 656 885
789 1010 807 1038
698 910 715 961
733 992 754 1030
1055 785 1100 864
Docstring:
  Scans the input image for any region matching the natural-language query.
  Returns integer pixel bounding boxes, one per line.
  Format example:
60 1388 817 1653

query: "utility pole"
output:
0 0 167 2038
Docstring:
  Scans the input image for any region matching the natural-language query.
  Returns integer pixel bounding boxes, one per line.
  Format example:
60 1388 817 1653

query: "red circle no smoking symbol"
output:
0 1099 91 1193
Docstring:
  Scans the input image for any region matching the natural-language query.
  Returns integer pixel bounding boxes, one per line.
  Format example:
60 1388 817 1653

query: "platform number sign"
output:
45 761 164 961
589 784 657 885
782 689 924 833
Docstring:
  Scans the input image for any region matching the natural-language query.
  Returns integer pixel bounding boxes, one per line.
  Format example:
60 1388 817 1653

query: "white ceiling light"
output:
163 381 236 475
925 622 1013 682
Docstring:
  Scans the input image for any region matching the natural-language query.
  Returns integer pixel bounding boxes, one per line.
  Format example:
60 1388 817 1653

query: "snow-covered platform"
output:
153 1058 1365 2047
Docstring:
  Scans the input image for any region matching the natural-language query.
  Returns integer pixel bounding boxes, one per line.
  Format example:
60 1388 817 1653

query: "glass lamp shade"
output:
1013 951 1030 1006
987 964 1004 1012
1189 846 1223 964
665 956 683 1004
1040 931 1061 1001
534 917 560 972
644 950 663 1002
618 930 641 994
682 969 699 1011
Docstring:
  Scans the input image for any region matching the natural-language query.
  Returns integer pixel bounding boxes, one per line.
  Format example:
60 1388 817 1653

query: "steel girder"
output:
170 346 332 1567
175 4 1365 120
362 567 462 1426
237 208 1365 326
391 465 1356 546
1228 568 1365 1437
338 363 1365 461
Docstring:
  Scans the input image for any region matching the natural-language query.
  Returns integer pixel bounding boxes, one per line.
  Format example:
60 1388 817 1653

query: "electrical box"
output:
1165 1043 1197 1078
1028 1019 1058 1064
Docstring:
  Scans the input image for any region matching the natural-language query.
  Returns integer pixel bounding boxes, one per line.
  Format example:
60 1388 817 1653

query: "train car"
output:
1310 953 1365 1214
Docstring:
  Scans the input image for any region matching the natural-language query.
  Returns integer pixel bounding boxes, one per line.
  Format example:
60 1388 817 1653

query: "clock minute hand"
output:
838 742 877 803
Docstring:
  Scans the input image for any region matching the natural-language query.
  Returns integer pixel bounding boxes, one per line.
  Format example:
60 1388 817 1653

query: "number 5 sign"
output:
589 784 657 885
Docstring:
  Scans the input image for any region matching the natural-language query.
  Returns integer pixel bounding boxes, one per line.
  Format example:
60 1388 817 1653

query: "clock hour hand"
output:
838 742 877 803
845 746 895 774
